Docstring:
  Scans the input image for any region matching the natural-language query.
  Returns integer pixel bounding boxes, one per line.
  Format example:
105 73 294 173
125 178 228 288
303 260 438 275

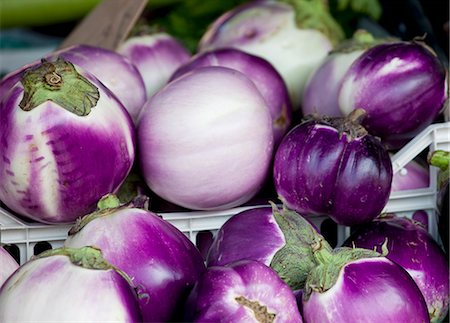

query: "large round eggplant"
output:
0 247 142 322
0 58 135 223
64 195 206 322
302 246 430 322
343 215 449 322
273 109 393 226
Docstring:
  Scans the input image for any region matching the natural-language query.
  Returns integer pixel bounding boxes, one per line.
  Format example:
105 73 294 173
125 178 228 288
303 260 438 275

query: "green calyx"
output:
36 246 143 298
19 57 99 116
37 246 113 271
279 0 345 45
428 150 450 189
269 203 332 290
68 194 150 236
304 108 369 140
428 150 450 172
303 246 381 300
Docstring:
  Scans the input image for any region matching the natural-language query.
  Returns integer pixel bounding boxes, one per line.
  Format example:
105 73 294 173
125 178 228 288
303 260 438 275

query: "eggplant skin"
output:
303 257 430 323
184 259 303 323
0 255 142 322
274 120 392 226
343 216 450 322
0 65 135 224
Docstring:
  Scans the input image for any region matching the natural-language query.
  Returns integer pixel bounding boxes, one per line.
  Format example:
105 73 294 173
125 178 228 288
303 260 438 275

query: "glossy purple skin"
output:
343 216 449 322
185 260 303 322
64 207 206 322
49 44 147 122
273 121 393 226
0 66 135 223
391 158 429 192
207 207 285 267
0 247 18 288
302 49 363 117
0 255 142 322
339 42 447 149
118 33 191 100
303 257 430 322
171 48 292 146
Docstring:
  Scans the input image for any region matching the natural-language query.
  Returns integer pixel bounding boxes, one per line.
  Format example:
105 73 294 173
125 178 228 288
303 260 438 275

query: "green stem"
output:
37 246 113 270
428 150 450 172
19 57 99 116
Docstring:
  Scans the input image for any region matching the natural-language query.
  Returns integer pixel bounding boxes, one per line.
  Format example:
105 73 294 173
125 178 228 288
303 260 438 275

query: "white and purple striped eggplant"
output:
343 215 449 322
207 204 330 290
137 66 273 210
0 58 135 223
184 259 303 322
117 32 191 100
64 195 206 322
171 47 292 147
0 246 18 288
339 39 448 149
0 246 142 322
302 246 430 322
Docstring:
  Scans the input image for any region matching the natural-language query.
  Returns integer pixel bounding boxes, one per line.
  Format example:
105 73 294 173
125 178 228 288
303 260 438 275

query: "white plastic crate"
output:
1 122 449 265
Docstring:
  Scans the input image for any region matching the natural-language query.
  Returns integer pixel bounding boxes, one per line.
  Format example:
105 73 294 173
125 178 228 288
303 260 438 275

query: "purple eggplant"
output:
0 58 135 223
137 66 273 210
0 246 18 288
302 245 430 322
117 32 191 100
171 47 292 147
64 195 206 322
273 109 393 226
339 40 448 149
343 214 449 322
185 259 303 322
207 204 331 290
0 246 142 322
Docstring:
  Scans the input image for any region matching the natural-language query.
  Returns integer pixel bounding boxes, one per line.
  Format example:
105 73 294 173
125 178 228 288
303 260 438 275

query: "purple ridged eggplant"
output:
0 247 142 322
343 215 449 322
0 58 135 223
198 0 343 108
185 259 303 322
273 109 393 226
171 47 292 147
48 44 147 122
64 195 206 322
339 40 448 149
117 32 191 100
302 245 430 322
207 204 331 290
0 246 18 288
